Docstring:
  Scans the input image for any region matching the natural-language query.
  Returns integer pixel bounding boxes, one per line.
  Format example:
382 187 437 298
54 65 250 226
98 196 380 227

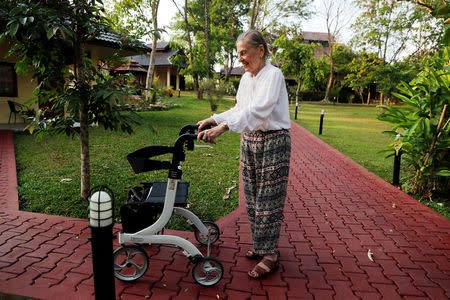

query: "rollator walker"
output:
113 125 223 286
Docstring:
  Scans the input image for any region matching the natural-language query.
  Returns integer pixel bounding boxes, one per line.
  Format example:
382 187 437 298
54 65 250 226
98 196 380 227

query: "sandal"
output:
245 249 263 260
248 256 279 279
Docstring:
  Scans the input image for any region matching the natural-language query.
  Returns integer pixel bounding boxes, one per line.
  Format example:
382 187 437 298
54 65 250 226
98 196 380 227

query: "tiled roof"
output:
154 49 178 66
219 67 245 76
128 41 180 67
89 31 151 52
115 59 147 73
302 31 334 43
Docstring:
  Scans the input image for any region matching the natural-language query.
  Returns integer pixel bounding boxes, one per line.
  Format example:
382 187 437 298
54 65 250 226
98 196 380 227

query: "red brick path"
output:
0 124 449 299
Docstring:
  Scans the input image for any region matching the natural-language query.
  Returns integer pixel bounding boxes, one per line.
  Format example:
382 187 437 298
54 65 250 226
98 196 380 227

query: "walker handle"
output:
179 124 212 150
179 124 212 135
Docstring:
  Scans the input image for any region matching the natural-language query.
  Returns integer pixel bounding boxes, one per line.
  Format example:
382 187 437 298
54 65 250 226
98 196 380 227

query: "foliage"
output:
352 0 444 62
342 51 382 103
377 47 450 198
274 35 317 93
103 0 154 43
0 0 151 198
171 0 249 83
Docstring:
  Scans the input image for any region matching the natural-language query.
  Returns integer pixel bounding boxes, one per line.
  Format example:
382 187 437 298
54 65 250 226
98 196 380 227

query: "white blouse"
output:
212 62 291 133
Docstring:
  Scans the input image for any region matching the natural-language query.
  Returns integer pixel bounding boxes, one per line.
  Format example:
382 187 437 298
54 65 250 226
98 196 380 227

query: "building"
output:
128 42 185 91
0 32 150 125
302 31 334 58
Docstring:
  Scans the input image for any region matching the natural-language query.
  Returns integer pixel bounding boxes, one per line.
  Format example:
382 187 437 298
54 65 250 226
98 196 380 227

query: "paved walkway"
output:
0 123 449 300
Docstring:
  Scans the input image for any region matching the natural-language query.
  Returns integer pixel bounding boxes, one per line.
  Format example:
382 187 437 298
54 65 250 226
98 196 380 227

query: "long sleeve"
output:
212 63 290 133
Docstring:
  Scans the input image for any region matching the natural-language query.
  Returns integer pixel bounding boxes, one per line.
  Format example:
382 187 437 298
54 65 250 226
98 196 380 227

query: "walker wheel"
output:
192 256 223 286
194 221 220 245
113 245 149 281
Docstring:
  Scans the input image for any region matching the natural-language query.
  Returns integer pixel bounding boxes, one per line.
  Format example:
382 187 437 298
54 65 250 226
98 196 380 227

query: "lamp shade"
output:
89 191 113 227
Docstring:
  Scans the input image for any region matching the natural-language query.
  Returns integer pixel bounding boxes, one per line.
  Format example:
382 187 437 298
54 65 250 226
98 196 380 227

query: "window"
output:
0 62 18 97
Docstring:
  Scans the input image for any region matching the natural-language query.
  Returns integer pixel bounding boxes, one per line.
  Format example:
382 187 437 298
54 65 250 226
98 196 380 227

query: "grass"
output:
290 101 449 219
14 97 449 227
14 96 241 230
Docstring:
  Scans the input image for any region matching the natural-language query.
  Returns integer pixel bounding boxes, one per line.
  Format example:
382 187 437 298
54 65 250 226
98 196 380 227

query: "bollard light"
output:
319 109 325 135
393 134 403 186
88 186 116 300
89 191 113 228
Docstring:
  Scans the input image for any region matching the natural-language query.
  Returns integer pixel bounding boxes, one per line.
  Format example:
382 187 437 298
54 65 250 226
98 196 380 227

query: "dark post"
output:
178 89 181 97
295 103 299 120
393 150 402 186
89 187 116 300
319 109 324 135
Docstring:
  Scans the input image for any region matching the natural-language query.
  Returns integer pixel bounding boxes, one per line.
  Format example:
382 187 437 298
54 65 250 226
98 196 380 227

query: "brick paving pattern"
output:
0 124 449 299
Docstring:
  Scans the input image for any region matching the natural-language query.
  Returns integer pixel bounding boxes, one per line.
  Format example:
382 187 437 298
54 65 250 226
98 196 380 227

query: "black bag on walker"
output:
120 184 161 233
120 201 161 233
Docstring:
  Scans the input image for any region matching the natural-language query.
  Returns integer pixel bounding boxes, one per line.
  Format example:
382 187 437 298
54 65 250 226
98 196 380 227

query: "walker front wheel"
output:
194 221 220 245
113 245 149 281
192 256 223 286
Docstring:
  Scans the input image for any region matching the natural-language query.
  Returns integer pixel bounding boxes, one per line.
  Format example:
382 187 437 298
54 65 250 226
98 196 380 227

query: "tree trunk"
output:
204 0 210 79
80 98 90 200
366 88 371 105
184 0 201 99
323 40 334 102
380 91 383 105
225 12 236 82
75 20 90 200
145 0 160 102
250 0 260 29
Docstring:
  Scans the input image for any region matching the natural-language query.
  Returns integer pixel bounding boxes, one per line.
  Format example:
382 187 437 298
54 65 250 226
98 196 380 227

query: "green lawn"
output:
291 102 449 218
13 98 448 227
14 96 241 230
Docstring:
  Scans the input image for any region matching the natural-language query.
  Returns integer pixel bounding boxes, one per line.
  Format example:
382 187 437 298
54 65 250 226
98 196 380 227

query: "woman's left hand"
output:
197 123 228 144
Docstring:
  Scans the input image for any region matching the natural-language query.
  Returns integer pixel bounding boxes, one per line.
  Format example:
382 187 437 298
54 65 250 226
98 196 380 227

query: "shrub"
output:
377 47 450 198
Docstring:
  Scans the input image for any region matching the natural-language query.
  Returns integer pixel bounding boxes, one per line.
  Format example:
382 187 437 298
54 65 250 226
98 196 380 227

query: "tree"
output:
274 34 317 118
104 0 161 101
1 0 151 199
145 0 160 102
103 0 153 42
319 0 352 102
343 51 382 104
352 0 444 62
249 0 262 29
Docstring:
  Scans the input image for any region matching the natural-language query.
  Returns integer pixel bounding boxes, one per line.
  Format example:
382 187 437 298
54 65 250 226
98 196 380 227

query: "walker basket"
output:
120 202 161 233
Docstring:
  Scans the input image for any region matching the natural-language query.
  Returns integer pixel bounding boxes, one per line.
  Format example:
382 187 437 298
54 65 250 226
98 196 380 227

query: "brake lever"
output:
194 145 214 149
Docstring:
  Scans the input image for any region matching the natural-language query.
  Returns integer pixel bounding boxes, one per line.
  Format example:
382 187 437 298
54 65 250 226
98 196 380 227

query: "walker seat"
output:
146 181 189 207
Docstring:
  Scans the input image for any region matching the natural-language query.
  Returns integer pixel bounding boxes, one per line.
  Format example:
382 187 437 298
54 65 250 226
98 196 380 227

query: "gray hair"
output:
237 30 269 60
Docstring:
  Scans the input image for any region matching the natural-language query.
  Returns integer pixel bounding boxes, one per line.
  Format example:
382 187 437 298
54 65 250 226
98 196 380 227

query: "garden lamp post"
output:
89 186 116 300
393 134 402 186
319 109 325 135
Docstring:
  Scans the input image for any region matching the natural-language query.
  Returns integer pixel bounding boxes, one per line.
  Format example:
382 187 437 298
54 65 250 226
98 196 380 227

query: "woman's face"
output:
237 40 264 76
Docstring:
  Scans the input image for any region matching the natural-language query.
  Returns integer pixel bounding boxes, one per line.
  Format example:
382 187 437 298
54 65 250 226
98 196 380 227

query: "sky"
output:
157 0 358 45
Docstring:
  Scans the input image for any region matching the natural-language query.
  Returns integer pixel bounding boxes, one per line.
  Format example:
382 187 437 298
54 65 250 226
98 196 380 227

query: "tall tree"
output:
352 0 444 62
104 0 161 100
249 0 262 29
145 0 160 102
274 34 317 118
343 51 382 104
204 0 211 78
320 0 351 102
1 0 150 199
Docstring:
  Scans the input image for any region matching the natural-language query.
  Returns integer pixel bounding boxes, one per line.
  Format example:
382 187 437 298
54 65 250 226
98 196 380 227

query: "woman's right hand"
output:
197 117 217 131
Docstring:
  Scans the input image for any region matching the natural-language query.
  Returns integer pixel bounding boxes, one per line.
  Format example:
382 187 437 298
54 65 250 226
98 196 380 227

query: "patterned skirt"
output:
241 129 291 255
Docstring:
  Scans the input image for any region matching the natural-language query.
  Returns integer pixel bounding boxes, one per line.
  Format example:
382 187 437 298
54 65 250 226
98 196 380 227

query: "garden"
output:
1 0 448 229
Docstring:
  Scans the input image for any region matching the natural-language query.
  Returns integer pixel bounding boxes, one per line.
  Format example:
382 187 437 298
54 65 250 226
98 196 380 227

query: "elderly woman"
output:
197 30 291 279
